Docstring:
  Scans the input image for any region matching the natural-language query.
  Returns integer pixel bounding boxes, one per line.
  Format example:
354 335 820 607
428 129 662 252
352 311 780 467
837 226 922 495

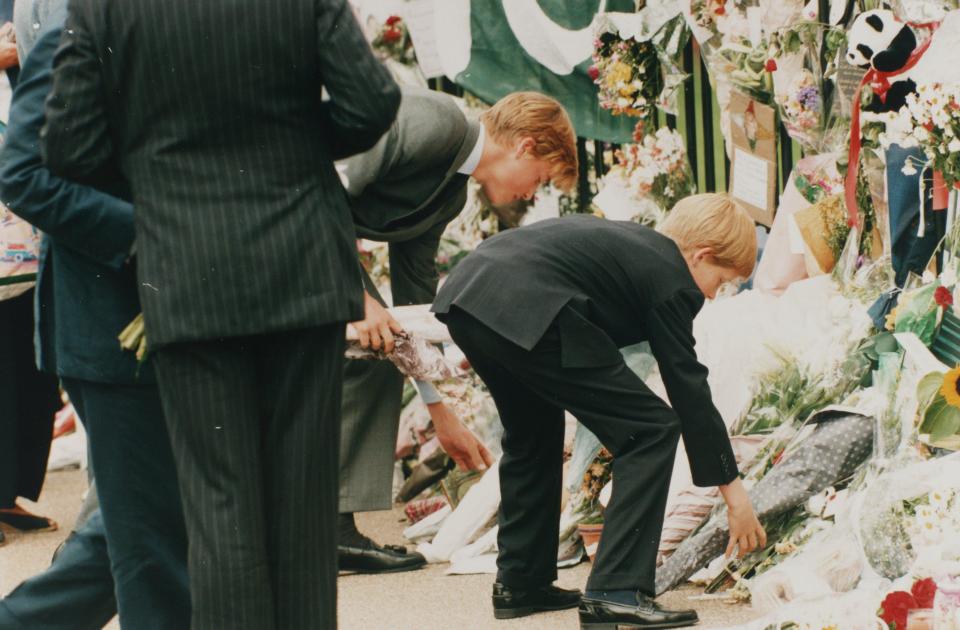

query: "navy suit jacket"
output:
0 23 150 384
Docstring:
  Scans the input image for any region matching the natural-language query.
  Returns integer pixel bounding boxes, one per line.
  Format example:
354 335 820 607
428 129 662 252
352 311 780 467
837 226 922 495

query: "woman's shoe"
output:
0 505 58 532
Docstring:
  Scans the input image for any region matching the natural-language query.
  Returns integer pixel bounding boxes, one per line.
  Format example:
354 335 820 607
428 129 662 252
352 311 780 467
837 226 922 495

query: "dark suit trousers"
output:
0 509 116 630
444 308 681 595
153 326 345 630
61 377 190 630
0 289 60 507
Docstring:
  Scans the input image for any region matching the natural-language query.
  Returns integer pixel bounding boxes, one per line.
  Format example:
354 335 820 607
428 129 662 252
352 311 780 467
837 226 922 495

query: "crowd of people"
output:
1 1 767 628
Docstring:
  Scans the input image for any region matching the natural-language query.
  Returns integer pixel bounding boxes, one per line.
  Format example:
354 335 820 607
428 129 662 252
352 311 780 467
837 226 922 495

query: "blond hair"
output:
658 193 757 278
480 92 578 192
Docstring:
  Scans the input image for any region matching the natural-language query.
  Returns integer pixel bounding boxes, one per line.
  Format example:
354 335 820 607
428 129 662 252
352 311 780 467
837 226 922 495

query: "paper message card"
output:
728 92 778 226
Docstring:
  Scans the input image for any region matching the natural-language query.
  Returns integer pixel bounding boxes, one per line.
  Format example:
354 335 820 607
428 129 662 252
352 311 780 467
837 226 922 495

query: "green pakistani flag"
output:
448 0 639 143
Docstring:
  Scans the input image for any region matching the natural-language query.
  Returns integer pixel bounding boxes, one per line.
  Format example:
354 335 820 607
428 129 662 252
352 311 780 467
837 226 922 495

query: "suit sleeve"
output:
388 218 447 307
337 123 396 199
0 27 134 270
316 0 401 160
40 0 114 181
645 290 739 487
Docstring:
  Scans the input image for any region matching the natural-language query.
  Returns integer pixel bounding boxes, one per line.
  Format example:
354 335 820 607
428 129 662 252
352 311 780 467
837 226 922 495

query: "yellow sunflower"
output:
940 366 960 408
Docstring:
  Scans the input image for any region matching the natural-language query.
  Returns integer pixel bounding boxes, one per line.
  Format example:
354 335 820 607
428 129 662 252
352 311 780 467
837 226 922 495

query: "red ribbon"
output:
845 35 934 226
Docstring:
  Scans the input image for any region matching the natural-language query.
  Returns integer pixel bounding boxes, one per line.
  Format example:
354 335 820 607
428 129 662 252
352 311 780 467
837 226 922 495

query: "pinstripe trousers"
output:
153 325 345 630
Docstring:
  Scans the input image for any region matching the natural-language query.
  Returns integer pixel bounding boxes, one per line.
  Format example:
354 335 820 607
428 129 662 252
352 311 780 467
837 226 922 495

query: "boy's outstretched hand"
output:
719 477 767 558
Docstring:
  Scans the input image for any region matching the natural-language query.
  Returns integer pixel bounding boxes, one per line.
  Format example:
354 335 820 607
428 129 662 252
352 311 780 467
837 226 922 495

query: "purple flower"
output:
797 86 821 112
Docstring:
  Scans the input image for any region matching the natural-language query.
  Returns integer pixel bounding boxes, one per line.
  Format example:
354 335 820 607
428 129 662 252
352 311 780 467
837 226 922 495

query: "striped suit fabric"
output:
41 0 401 627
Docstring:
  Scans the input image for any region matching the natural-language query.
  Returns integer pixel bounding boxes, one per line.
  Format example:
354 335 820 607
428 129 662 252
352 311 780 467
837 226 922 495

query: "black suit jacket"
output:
433 215 738 486
40 0 400 346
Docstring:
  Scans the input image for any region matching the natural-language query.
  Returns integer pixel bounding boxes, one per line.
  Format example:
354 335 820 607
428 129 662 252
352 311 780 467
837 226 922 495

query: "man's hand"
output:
0 42 17 70
720 478 766 559
428 401 494 472
348 291 403 353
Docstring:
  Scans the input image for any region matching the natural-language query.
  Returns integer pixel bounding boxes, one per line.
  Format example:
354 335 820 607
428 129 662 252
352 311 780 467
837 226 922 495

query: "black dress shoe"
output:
492 582 582 619
338 536 426 574
579 593 698 629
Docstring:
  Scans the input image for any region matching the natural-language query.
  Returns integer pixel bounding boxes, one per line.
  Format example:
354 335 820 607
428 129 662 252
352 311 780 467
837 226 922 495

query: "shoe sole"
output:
339 561 427 575
493 601 580 620
580 620 699 629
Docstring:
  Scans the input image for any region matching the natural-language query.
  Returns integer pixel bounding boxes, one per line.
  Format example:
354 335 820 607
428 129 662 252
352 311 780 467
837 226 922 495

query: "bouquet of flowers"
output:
765 22 850 154
597 126 696 226
590 30 664 119
884 83 960 188
371 15 417 66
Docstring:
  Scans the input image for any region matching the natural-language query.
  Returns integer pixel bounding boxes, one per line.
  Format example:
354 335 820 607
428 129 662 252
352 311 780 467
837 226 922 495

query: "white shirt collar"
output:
457 123 485 176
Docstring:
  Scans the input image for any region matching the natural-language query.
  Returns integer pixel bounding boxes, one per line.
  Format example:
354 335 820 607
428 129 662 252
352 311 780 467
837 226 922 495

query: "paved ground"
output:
1 468 763 629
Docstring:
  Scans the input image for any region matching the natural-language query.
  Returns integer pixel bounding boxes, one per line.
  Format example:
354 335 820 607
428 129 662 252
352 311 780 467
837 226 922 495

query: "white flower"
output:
930 488 953 512
949 138 960 152
902 161 919 176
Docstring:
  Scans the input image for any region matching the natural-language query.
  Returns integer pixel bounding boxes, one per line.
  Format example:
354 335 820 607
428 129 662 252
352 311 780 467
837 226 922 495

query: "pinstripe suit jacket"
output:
40 0 401 346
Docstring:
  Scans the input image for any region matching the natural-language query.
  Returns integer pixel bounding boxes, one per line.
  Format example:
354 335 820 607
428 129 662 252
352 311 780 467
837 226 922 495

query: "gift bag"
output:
0 118 40 301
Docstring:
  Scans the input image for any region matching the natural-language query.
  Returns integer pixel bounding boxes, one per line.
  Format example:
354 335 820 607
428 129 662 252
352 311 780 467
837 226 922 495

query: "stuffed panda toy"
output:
845 9 918 116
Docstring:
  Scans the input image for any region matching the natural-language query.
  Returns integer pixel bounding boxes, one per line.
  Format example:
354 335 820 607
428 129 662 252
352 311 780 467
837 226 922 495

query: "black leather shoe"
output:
492 582 582 619
338 537 426 574
578 593 698 628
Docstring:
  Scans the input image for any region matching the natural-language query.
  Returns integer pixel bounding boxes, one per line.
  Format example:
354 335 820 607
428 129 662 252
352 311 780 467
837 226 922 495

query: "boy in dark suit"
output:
432 194 766 628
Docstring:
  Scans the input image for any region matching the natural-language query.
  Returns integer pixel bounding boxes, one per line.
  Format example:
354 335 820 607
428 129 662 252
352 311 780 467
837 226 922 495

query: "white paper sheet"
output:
732 147 770 211
401 0 445 78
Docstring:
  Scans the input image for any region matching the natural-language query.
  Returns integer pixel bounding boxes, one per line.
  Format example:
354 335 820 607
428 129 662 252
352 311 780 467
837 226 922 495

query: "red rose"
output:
923 121 935 132
765 59 777 72
382 27 402 43
911 577 938 608
878 591 918 629
588 65 600 81
935 286 953 309
386 15 402 26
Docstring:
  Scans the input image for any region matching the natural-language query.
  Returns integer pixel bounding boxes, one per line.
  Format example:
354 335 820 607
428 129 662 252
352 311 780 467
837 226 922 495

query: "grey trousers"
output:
338 357 404 513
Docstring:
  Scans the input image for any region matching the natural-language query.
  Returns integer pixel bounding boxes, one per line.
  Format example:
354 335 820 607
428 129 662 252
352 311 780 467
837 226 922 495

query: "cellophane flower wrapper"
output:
769 23 850 153
895 282 942 347
596 5 692 118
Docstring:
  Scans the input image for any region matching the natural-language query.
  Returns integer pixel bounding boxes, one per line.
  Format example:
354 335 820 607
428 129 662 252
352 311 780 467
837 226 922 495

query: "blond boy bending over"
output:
432 194 766 627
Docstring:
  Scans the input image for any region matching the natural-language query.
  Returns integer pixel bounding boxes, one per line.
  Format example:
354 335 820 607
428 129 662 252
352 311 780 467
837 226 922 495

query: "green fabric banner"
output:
453 0 640 143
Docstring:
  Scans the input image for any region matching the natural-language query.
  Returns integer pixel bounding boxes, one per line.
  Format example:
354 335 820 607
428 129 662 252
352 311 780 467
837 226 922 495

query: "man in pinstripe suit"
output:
41 0 400 627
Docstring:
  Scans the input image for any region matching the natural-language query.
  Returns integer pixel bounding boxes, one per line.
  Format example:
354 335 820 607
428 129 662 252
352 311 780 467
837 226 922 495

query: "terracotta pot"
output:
578 523 604 562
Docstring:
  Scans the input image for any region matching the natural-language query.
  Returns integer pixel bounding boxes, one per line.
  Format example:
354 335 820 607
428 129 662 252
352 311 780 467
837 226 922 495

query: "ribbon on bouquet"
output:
844 34 933 227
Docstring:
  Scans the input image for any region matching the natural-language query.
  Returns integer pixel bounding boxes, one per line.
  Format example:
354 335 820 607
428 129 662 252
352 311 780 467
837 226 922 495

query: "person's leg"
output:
258 325 344 630
458 347 566 588
446 308 681 596
60 377 189 630
339 359 403 514
152 339 272 630
0 509 117 630
0 290 59 516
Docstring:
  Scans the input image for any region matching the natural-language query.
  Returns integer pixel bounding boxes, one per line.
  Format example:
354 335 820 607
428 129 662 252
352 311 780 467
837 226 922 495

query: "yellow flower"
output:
940 366 960 408
604 61 633 88
884 306 899 331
